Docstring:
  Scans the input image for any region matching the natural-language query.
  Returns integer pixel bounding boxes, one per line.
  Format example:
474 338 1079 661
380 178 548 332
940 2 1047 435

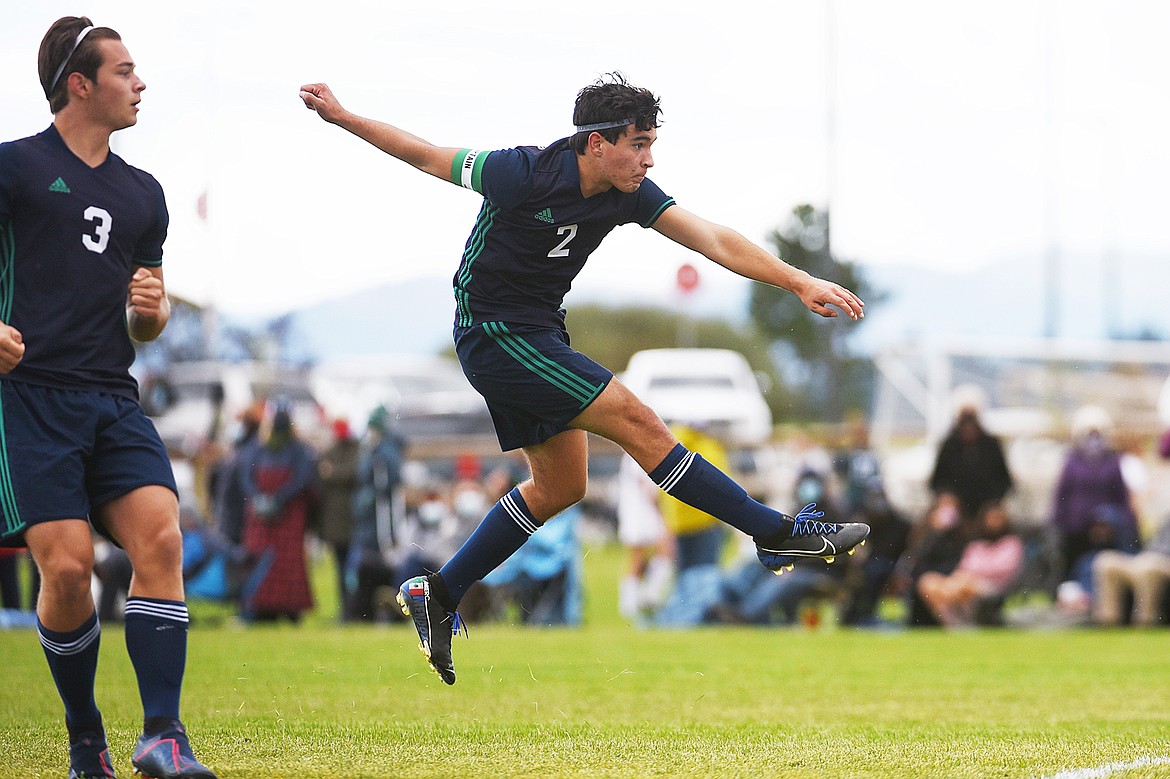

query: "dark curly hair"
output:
570 72 661 154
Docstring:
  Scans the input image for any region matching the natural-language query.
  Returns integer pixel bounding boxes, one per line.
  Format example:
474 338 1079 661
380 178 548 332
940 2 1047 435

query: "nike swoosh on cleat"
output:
776 537 837 557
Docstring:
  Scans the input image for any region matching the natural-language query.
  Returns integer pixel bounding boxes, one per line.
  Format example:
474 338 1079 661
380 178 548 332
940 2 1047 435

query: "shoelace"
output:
449 611 469 638
789 502 841 536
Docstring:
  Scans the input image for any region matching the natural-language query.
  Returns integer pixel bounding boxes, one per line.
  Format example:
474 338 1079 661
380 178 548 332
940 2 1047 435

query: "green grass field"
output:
3 544 1169 778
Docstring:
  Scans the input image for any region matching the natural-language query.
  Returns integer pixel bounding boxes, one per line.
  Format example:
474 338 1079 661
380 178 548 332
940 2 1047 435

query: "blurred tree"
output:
748 204 883 420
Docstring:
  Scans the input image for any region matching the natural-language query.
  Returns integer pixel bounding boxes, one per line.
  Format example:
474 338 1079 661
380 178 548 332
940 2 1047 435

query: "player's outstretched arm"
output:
299 82 459 183
653 205 864 321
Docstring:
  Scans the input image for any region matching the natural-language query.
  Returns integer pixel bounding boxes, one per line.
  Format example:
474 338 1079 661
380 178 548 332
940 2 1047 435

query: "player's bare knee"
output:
40 554 94 599
127 522 183 573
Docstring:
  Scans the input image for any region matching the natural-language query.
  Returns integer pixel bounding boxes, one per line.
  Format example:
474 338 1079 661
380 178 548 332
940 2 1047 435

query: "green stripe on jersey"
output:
0 389 22 537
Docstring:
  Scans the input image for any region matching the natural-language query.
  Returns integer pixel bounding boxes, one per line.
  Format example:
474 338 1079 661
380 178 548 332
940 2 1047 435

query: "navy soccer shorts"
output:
0 380 177 547
454 321 613 451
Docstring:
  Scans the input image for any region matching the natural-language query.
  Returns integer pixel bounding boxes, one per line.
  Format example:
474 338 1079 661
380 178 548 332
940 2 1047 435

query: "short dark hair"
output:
38 16 122 114
570 72 661 155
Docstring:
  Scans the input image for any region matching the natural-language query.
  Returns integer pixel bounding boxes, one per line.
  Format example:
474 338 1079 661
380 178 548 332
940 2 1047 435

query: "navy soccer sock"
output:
437 487 536 608
648 443 793 540
124 597 188 725
38 611 103 731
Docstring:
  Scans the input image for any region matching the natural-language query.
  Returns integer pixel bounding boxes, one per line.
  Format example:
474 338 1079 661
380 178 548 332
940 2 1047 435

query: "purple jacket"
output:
1049 449 1130 535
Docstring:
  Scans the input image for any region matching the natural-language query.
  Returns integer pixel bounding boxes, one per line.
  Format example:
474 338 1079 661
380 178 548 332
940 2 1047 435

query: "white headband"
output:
575 118 634 133
48 25 95 97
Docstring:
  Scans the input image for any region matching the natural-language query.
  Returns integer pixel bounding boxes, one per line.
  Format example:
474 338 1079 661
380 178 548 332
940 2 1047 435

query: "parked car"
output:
141 360 327 454
619 348 774 445
310 354 494 441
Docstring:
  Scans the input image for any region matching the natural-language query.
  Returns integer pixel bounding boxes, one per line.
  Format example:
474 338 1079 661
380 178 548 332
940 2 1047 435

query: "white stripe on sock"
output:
656 452 695 493
124 599 189 624
38 618 100 656
501 493 538 535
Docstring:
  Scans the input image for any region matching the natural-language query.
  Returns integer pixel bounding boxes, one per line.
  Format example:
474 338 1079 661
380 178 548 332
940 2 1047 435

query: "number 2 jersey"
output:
449 137 675 329
0 125 168 399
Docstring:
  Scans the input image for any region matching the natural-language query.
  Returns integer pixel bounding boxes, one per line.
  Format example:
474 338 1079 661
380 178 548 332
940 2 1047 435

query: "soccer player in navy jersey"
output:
0 17 215 779
300 73 870 685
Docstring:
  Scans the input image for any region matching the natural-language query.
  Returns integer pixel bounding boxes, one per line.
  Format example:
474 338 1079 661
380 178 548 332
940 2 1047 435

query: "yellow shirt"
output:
658 425 730 536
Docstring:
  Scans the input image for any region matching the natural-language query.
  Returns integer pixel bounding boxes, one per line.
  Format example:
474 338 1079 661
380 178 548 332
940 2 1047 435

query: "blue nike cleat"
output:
755 502 870 574
67 723 117 779
130 720 215 779
396 575 465 685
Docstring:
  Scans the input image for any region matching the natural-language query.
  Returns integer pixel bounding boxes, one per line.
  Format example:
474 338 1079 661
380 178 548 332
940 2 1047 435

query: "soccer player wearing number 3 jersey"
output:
0 17 214 779
300 73 871 686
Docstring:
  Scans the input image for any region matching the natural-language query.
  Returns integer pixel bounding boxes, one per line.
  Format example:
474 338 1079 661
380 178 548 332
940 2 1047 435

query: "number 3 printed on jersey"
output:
82 206 112 254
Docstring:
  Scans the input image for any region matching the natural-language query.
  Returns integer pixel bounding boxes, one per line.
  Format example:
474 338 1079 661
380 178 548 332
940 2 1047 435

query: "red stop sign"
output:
677 263 700 293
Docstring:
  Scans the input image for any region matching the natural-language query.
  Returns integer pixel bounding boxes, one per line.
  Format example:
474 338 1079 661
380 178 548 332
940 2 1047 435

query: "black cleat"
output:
755 502 870 574
130 720 216 779
397 576 464 685
67 721 117 779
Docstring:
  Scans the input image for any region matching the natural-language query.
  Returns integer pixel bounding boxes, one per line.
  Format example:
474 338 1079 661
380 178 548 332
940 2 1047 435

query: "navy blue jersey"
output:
449 138 675 328
0 125 168 399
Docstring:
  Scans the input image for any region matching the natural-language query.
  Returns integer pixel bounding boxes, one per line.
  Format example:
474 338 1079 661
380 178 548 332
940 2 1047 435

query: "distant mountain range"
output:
280 251 1170 363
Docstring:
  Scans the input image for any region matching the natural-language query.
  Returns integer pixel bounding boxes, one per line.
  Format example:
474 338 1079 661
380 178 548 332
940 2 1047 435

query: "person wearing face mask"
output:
838 476 912 627
345 405 405 622
238 398 319 624
1049 405 1140 590
916 503 1024 628
705 468 846 627
893 492 969 627
393 485 460 586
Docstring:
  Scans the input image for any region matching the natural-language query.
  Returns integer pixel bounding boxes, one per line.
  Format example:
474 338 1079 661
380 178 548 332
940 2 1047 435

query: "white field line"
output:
1038 755 1170 779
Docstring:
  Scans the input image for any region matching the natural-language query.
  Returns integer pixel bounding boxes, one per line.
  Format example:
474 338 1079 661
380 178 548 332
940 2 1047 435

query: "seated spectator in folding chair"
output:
916 503 1024 628
704 468 844 627
1092 518 1170 627
481 505 583 626
839 476 912 627
893 492 968 627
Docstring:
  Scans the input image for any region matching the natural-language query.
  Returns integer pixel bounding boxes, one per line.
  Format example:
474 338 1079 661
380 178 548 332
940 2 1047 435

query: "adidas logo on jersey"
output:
534 208 554 224
48 177 71 193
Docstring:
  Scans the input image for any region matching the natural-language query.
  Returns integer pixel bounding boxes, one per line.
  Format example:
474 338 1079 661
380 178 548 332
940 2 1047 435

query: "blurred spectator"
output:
1049 405 1140 587
482 505 583 626
659 423 730 572
894 492 968 627
92 539 132 622
180 505 235 603
838 476 912 627
928 392 1012 523
1092 429 1170 627
616 453 672 621
651 424 732 627
317 418 361 620
0 547 24 610
239 398 319 623
396 482 467 582
833 411 882 519
1092 519 1170 627
916 503 1024 628
210 400 264 547
705 468 843 626
345 405 405 622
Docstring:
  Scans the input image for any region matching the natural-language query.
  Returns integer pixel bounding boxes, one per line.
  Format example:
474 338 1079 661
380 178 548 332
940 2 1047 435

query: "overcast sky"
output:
2 0 1168 319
